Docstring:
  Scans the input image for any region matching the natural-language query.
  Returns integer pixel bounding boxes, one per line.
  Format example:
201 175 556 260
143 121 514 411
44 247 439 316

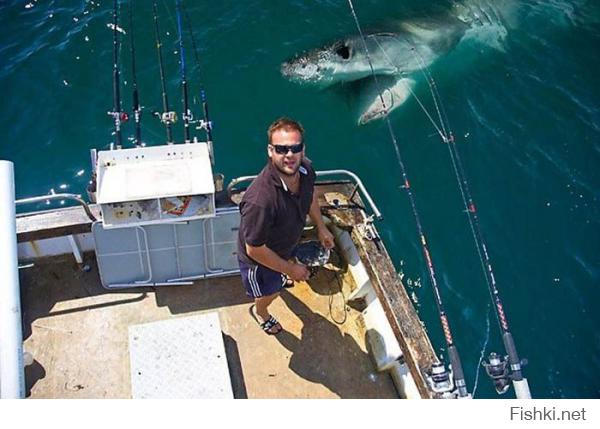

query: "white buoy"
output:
0 160 25 398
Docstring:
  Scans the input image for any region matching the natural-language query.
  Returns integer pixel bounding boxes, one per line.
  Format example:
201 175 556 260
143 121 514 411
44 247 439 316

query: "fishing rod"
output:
181 0 213 144
445 133 530 398
400 42 531 397
444 116 530 400
366 13 531 399
346 0 469 399
152 0 176 144
128 0 142 147
411 58 531 398
90 0 124 199
175 0 191 143
108 0 127 149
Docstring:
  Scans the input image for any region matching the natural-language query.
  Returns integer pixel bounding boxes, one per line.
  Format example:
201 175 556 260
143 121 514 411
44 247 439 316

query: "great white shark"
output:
281 0 516 124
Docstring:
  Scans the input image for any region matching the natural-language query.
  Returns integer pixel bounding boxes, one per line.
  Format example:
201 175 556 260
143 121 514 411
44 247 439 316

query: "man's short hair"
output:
267 117 304 145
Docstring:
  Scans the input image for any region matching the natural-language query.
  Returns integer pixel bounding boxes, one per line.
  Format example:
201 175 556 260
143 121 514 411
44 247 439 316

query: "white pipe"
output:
0 160 25 398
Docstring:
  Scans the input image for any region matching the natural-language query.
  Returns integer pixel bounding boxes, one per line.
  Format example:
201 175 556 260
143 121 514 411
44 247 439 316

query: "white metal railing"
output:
16 193 97 221
227 169 383 220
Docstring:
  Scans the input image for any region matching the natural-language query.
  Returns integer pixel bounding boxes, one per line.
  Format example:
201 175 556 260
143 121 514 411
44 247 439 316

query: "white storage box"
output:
96 143 215 228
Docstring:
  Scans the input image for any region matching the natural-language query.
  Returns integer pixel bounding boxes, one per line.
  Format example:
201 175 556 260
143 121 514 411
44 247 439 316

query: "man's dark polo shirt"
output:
237 159 316 266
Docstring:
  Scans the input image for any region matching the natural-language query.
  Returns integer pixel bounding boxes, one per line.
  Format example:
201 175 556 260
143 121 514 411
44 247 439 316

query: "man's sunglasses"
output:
269 142 304 155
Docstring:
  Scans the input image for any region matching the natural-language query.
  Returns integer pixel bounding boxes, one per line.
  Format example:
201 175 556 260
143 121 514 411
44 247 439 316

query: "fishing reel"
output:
293 240 330 277
107 111 129 123
482 352 529 395
482 352 510 394
425 362 457 398
195 119 213 132
482 352 528 395
153 111 178 124
182 108 194 122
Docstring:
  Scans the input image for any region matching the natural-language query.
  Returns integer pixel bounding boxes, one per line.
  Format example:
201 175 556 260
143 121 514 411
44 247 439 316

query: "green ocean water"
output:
1 0 598 398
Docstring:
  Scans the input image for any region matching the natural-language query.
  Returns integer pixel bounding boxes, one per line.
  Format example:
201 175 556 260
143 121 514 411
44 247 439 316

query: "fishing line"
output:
325 270 347 325
175 0 191 142
346 0 469 398
472 303 491 398
407 33 530 397
181 3 204 90
408 46 496 302
128 0 142 147
142 123 169 142
181 0 213 143
408 48 450 136
152 0 175 144
407 47 497 315
368 14 523 388
161 0 178 35
412 46 513 339
109 0 125 149
371 36 447 139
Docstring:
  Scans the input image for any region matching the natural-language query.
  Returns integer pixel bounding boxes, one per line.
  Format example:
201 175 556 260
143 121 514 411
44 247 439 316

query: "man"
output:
237 117 335 335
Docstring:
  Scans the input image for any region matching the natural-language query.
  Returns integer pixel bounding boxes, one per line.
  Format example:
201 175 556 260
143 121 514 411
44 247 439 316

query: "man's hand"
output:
309 192 335 250
286 262 310 282
317 225 335 250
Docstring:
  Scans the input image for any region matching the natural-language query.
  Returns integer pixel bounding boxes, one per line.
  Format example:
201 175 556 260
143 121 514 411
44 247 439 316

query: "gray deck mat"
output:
128 312 234 398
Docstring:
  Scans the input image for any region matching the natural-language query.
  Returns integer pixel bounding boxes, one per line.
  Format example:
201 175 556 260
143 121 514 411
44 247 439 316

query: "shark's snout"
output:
280 60 294 77
280 56 323 83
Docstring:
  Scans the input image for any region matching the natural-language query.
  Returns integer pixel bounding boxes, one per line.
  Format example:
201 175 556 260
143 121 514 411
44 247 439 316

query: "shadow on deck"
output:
19 252 397 398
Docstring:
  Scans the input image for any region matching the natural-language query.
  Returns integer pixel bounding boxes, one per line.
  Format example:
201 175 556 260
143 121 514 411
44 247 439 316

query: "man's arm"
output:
246 243 309 281
309 191 335 249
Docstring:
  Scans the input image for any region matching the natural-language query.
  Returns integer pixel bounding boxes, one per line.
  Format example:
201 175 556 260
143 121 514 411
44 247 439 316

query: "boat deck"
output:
19 252 397 398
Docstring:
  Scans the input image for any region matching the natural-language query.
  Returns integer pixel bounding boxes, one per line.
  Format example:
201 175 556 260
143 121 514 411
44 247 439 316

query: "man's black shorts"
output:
239 259 287 298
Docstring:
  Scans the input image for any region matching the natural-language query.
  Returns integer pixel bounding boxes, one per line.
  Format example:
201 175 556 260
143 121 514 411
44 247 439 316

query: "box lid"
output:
96 143 214 204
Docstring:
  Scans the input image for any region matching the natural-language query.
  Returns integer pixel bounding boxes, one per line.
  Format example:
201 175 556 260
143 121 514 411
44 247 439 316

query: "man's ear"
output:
267 145 273 160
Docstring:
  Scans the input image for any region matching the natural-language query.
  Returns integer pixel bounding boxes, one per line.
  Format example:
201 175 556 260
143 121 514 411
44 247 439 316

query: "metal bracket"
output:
67 235 85 268
202 218 224 274
356 216 380 241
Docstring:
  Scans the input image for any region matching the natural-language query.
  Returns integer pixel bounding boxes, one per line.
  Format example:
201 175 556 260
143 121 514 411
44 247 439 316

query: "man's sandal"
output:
283 276 295 288
249 304 282 335
260 316 282 335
